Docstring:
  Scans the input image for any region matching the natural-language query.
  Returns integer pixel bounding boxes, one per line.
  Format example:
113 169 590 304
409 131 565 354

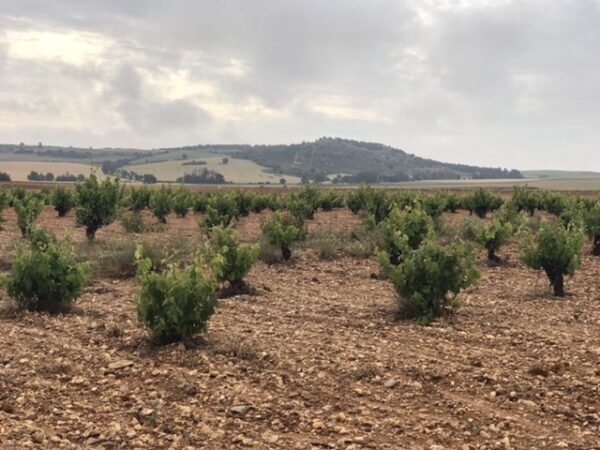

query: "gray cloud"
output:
0 0 599 169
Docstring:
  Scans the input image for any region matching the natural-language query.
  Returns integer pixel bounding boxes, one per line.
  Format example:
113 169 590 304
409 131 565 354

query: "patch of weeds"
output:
349 364 382 381
79 236 195 279
257 235 283 265
208 333 261 361
299 228 378 260
0 299 20 319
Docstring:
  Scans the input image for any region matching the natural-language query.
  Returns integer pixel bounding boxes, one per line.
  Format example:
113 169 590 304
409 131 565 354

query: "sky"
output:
0 0 599 171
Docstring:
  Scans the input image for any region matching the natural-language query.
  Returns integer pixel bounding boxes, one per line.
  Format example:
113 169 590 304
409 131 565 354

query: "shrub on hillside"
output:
135 249 218 344
251 193 276 214
207 226 259 291
519 220 584 297
51 185 76 217
119 209 148 233
541 191 570 216
512 186 541 216
421 193 447 222
261 212 304 261
14 194 44 237
317 190 345 211
0 189 8 225
201 194 239 230
443 191 462 213
584 201 600 256
391 190 420 211
172 188 191 218
1 229 88 312
128 186 152 212
150 185 173 223
346 186 370 214
559 202 586 228
75 173 122 240
463 188 503 218
232 190 255 217
286 197 317 222
192 193 209 213
365 188 391 224
380 240 479 325
346 185 390 224
9 187 26 207
379 206 434 265
474 219 513 264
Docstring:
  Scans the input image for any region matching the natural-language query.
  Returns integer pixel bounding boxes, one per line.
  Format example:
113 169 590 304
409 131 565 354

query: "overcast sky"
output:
1 0 599 170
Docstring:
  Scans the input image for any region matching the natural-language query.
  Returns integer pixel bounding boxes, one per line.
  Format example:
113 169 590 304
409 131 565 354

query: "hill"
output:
0 138 523 184
228 137 523 182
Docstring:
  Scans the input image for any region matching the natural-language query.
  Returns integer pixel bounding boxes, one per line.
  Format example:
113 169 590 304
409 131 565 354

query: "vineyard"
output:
0 180 598 449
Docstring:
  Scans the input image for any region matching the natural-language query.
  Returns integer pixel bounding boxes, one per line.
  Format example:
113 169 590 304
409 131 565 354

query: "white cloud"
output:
6 29 107 65
0 0 599 170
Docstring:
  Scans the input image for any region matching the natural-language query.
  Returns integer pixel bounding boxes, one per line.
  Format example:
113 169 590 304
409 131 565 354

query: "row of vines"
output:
1 177 598 343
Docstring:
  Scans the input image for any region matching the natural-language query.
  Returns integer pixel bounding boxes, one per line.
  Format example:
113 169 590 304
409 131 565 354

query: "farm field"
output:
123 157 301 185
0 196 599 449
0 161 101 182
394 177 600 191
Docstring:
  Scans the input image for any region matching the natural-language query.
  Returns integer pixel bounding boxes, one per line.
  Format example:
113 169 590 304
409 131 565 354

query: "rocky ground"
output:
0 208 599 449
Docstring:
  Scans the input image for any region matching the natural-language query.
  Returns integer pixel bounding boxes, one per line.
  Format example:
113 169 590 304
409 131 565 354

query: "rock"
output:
31 430 45 444
508 391 517 400
500 436 511 449
199 423 213 437
108 360 134 371
519 399 537 409
480 430 491 439
262 432 279 444
140 408 154 417
384 379 399 389
312 419 326 430
0 402 14 414
230 405 253 417
70 376 86 385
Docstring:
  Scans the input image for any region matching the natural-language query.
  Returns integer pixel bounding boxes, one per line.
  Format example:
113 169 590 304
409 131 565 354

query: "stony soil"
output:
0 208 599 449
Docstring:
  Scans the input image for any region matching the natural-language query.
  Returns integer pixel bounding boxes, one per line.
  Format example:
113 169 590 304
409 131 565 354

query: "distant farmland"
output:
124 156 302 184
0 161 101 181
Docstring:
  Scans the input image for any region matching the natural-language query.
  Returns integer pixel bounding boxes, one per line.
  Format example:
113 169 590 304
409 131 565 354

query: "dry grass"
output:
0 161 101 182
123 156 302 184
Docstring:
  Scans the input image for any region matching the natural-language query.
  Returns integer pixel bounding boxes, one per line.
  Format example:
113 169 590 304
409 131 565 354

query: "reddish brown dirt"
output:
0 208 599 449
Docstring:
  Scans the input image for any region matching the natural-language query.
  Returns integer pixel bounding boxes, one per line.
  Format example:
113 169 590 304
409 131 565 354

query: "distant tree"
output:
0 172 11 182
279 178 287 185
222 157 229 165
142 174 157 184
56 173 85 182
176 169 226 184
27 171 54 181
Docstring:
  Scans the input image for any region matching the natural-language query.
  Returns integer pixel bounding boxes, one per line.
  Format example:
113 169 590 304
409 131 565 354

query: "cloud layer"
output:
1 0 599 169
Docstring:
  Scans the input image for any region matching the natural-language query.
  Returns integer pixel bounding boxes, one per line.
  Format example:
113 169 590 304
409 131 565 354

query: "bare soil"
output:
0 208 599 449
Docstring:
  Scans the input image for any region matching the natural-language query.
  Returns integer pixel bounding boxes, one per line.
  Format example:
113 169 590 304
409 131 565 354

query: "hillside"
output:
229 137 523 182
0 138 523 184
